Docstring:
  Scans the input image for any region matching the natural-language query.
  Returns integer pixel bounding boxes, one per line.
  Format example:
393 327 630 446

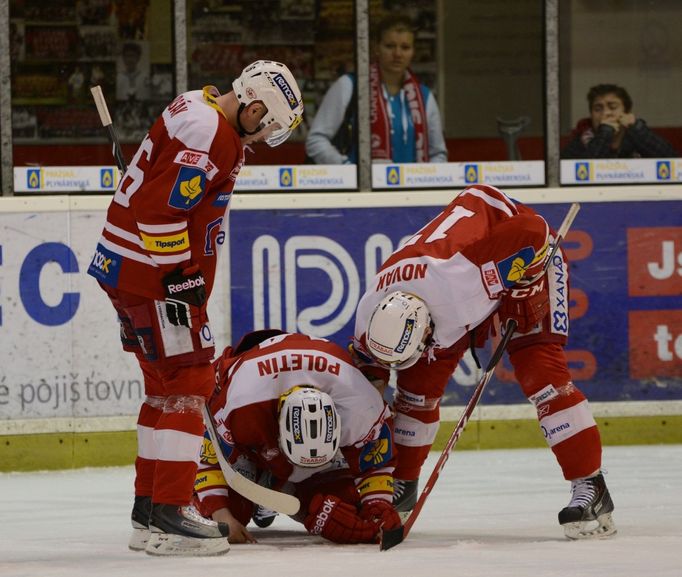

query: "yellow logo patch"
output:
180 175 203 204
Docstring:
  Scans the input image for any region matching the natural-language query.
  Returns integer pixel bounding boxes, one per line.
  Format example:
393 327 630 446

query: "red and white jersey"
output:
354 185 550 354
210 333 394 485
87 87 244 300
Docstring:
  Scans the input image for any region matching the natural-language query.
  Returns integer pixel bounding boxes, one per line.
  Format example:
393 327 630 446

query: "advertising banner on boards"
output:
0 198 680 423
227 200 682 406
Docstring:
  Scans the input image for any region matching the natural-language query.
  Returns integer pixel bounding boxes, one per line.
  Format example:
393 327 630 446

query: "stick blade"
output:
380 525 405 551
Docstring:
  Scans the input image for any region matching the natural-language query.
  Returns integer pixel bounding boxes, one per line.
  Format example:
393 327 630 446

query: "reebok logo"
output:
167 276 205 294
311 498 337 535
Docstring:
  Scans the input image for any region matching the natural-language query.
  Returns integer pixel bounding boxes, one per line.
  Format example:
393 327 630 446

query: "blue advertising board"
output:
228 200 682 407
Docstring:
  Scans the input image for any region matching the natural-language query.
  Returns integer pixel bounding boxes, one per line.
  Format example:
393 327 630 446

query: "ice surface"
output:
1 445 680 577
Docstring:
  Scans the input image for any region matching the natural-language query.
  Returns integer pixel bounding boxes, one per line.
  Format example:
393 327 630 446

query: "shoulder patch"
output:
168 166 206 210
496 246 536 287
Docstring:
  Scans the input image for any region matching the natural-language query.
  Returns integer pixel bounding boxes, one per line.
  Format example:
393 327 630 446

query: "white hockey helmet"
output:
232 60 304 147
278 386 341 468
366 291 433 370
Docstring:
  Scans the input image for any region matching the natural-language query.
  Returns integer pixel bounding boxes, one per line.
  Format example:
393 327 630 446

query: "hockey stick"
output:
202 405 301 516
381 202 581 551
90 85 128 173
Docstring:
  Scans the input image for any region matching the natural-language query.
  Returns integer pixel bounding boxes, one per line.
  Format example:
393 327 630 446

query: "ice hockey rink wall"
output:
1 186 681 471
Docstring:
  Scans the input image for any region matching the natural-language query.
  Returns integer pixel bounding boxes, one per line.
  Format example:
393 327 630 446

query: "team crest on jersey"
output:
200 434 218 464
359 422 393 471
168 166 206 210
496 246 536 287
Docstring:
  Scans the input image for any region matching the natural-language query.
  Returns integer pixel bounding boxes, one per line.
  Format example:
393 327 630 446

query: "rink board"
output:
0 189 681 468
227 199 682 406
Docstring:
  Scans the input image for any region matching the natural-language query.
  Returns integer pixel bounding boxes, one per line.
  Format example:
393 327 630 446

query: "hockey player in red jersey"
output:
87 61 304 556
352 184 616 540
193 330 401 544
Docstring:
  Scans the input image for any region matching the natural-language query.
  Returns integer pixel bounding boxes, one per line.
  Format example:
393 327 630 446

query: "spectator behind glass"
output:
305 13 447 164
561 83 678 159
116 41 151 101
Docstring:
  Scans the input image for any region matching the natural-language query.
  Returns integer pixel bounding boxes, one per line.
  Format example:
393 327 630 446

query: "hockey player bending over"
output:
351 184 616 540
193 330 402 544
87 61 304 556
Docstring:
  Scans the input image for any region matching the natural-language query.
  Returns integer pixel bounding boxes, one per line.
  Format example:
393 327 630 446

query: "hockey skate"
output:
393 478 419 522
558 472 616 540
252 504 278 528
128 496 152 551
251 471 278 528
145 503 230 556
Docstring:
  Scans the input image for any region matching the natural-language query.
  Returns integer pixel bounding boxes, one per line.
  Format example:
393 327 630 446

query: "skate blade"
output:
563 512 617 540
145 532 230 556
128 527 150 551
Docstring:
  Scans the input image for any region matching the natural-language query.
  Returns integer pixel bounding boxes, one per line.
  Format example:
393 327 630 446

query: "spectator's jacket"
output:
305 72 448 164
561 117 678 159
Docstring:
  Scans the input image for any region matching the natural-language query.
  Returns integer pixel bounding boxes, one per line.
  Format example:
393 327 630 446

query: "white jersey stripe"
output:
104 221 145 247
138 221 188 233
461 187 517 216
151 251 192 265
99 237 158 266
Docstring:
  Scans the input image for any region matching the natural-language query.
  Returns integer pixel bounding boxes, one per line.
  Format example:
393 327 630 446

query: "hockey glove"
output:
359 498 402 531
304 494 381 544
497 274 549 334
162 264 208 331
